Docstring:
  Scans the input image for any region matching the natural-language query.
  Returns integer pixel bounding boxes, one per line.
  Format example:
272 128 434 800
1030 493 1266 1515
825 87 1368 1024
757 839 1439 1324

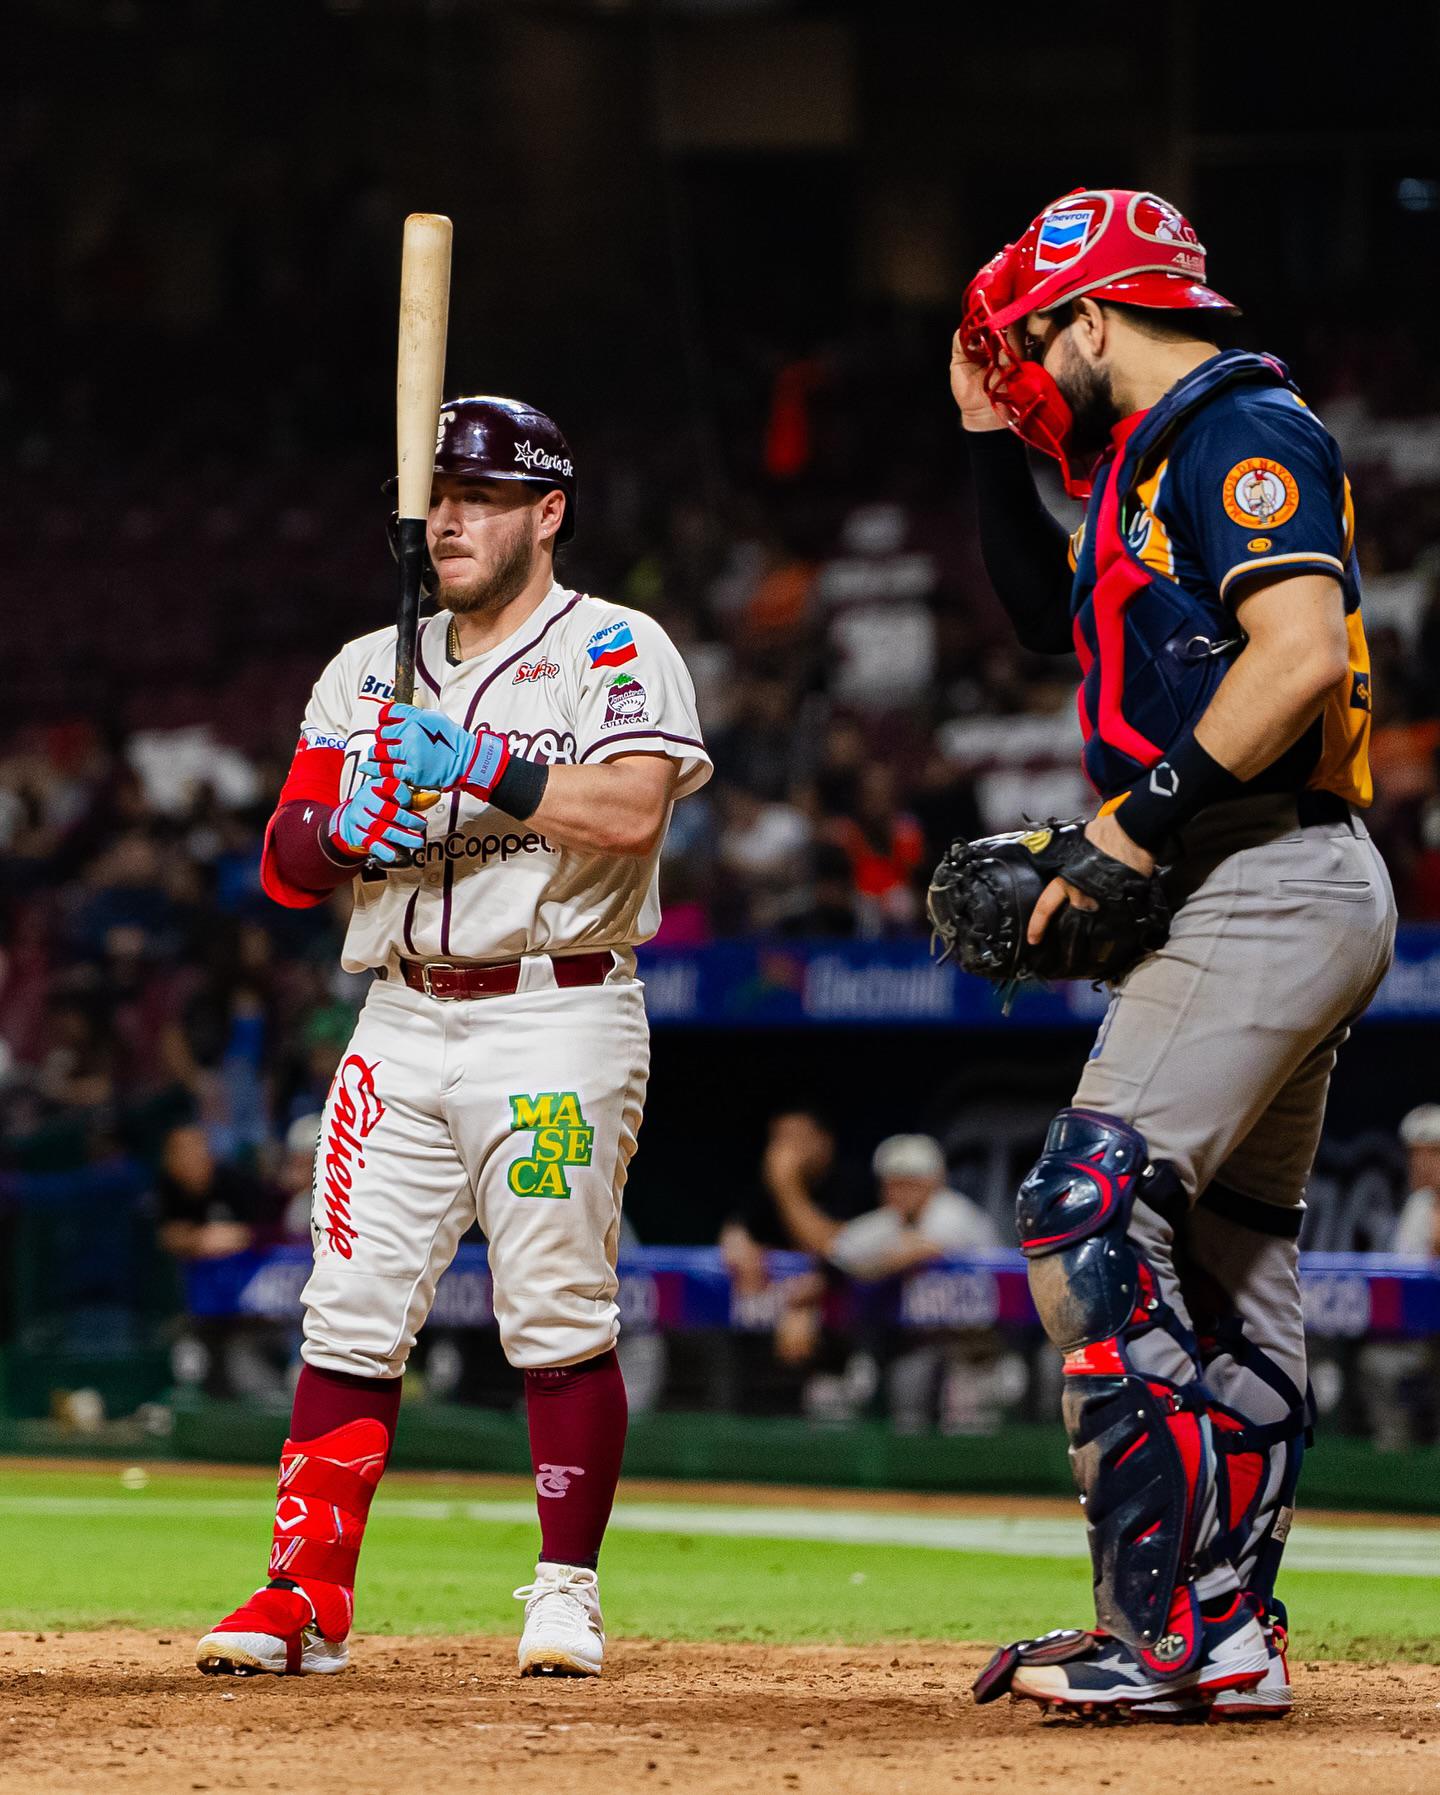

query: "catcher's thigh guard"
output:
1017 1110 1215 1673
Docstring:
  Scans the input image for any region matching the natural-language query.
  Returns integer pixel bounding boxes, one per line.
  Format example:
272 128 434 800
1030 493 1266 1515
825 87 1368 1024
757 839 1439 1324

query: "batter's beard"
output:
434 529 536 618
1053 339 1120 461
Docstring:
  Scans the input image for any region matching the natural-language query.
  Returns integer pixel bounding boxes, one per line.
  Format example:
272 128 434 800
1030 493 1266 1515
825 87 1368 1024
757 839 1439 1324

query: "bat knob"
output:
412 789 444 812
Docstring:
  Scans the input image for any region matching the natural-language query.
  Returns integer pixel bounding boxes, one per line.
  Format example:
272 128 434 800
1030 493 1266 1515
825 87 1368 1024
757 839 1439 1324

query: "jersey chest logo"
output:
473 721 577 765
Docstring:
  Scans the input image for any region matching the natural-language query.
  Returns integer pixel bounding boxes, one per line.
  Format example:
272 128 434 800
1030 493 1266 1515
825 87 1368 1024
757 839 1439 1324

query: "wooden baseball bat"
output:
393 211 452 812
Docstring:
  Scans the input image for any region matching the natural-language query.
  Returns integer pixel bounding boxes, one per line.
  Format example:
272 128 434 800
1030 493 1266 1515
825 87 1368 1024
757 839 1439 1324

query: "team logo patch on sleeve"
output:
1222 458 1300 529
603 673 649 726
585 618 638 668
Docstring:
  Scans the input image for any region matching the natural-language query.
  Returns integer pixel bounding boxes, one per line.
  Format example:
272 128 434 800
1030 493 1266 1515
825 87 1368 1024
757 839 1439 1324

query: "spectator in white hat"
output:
1392 1105 1440 1259
825 1134 1001 1278
767 1132 1004 1431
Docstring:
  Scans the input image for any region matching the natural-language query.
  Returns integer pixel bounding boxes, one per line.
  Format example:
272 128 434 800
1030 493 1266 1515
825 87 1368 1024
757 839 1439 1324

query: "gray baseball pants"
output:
1072 794 1396 1589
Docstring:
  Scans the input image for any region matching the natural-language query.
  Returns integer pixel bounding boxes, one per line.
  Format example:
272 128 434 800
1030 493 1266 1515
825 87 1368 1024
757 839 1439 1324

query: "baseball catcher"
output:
947 189 1395 1718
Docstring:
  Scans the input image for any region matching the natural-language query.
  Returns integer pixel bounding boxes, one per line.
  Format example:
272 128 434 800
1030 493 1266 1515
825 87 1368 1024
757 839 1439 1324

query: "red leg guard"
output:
267 1416 390 1640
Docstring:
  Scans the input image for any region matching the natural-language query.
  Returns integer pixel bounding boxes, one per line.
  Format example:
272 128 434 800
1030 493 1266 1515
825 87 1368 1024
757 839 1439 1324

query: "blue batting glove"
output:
329 777 427 865
364 701 511 797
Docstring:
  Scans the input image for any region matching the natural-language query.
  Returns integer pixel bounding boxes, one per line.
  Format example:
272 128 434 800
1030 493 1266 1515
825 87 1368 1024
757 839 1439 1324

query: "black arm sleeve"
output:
965 427 1077 655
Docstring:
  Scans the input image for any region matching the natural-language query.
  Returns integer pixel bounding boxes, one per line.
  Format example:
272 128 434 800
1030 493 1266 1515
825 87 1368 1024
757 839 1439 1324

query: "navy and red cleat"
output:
974 1593 1269 1719
1137 1600 1292 1722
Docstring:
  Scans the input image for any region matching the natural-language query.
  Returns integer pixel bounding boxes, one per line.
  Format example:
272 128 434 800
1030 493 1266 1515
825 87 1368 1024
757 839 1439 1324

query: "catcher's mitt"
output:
927 819 1170 994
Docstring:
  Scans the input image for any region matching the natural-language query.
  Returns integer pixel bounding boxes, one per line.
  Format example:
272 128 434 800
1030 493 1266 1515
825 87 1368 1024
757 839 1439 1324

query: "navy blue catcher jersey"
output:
1066 350 1372 807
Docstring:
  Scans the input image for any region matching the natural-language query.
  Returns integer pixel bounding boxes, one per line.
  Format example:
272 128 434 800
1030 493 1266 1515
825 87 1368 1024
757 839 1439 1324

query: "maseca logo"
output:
507 1091 595 1198
318 1054 386 1258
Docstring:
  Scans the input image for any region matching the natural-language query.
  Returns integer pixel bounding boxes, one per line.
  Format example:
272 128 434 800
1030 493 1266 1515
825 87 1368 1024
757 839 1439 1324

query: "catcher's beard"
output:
434 522 537 618
1052 335 1121 461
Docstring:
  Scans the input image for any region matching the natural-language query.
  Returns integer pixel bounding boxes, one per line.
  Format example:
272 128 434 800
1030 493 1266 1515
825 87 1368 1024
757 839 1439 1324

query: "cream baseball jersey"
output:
289 584 710 970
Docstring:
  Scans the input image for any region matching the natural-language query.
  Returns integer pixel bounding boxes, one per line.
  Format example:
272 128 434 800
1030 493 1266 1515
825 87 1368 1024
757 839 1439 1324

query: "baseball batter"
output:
948 191 1395 1718
196 396 710 1680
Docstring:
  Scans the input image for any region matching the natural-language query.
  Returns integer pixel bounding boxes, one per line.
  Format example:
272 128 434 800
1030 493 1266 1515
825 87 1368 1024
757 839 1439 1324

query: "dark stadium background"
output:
2 0 1439 1468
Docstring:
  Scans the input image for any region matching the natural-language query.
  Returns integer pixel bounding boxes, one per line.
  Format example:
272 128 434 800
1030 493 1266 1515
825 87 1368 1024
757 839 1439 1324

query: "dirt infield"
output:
2 1632 1437 1795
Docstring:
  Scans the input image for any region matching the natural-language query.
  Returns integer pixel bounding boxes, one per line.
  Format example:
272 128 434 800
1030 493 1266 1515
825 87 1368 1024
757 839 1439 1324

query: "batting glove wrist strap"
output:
457 729 511 799
456 729 549 820
329 781 427 865
1104 729 1242 856
325 808 369 861
481 745 550 821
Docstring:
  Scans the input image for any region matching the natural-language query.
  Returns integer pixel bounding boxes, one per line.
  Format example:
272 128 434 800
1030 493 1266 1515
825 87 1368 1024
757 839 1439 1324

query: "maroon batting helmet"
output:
385 394 577 593
433 394 577 542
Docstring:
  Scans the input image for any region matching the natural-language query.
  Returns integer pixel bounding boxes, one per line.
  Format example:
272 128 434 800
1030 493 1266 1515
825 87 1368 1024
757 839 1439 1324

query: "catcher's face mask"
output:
958 188 1238 499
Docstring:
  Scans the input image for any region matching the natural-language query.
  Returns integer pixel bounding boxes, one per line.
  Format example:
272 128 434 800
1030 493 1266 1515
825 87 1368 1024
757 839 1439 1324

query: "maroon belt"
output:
397 950 614 1001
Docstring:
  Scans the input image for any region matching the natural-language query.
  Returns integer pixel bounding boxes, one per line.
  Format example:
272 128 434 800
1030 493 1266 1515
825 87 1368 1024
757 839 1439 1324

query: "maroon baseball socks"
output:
524 1349 629 1569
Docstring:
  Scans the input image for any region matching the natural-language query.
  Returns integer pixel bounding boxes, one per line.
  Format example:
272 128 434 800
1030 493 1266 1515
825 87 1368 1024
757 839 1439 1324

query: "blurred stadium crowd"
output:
5 312 1440 1443
4 32 1440 1445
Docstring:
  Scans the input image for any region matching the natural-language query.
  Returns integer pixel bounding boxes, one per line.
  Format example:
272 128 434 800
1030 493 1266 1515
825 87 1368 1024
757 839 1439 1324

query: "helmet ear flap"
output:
385 504 439 597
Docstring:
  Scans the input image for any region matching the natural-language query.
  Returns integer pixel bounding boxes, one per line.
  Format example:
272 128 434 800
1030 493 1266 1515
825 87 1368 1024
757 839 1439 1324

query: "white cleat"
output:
514 1562 605 1678
195 1586 350 1677
196 1621 349 1677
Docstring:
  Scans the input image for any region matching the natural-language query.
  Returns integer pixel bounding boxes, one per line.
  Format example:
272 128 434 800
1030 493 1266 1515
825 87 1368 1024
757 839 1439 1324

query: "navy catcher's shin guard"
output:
1018 1109 1216 1677
1180 1199 1314 1620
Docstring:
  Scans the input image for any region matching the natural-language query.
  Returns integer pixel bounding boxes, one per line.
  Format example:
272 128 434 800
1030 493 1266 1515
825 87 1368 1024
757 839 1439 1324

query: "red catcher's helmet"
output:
433 394 577 543
959 190 1240 498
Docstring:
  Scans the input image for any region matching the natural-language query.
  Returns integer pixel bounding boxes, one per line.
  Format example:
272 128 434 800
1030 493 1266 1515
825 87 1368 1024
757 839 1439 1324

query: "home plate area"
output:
2 1632 1438 1795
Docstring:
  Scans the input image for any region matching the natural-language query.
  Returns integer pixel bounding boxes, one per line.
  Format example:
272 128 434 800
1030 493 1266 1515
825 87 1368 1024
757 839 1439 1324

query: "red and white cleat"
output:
195 1585 349 1677
1207 1616 1291 1720
1139 1609 1292 1722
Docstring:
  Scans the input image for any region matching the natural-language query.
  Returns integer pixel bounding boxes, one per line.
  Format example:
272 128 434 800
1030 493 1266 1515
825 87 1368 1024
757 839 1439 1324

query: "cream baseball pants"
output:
301 959 650 1376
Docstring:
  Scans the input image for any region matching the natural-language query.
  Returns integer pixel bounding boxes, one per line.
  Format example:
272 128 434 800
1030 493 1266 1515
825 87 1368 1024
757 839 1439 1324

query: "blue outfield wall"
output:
187 1244 1440 1344
635 924 1440 1028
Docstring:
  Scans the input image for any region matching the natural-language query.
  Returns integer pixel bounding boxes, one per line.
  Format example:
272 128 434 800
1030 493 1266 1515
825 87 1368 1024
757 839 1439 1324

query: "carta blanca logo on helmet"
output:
514 439 573 478
403 829 558 868
603 673 649 727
